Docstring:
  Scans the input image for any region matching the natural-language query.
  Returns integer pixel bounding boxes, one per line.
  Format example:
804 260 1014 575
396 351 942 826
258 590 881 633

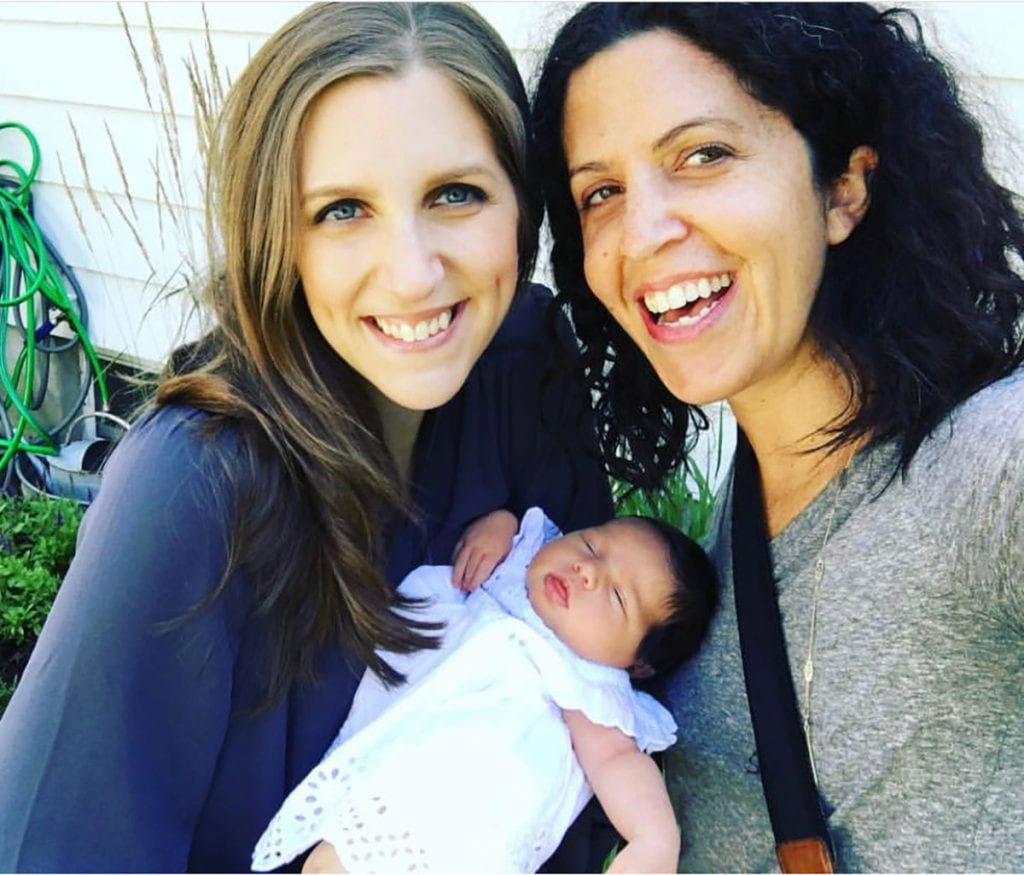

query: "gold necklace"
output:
800 460 851 784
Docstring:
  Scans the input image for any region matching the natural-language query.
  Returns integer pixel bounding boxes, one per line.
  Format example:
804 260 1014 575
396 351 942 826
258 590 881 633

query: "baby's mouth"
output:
368 302 462 344
544 573 570 608
642 273 732 327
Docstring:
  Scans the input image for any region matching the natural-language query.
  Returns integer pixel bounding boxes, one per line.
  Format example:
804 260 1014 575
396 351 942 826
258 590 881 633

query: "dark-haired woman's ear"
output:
628 659 656 680
826 145 879 245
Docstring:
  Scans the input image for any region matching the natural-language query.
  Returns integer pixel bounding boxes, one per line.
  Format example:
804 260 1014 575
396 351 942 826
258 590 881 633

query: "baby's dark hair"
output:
626 516 718 678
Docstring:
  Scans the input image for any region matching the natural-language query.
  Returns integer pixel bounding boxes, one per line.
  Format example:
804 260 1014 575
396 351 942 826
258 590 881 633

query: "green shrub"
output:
612 458 717 544
612 409 726 545
0 494 84 715
0 677 14 714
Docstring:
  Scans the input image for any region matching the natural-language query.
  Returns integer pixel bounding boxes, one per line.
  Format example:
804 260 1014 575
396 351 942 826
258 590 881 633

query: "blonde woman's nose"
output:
382 216 443 302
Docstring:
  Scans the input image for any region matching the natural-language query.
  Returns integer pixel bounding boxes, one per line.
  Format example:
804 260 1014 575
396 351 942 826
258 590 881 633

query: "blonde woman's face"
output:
294 66 520 410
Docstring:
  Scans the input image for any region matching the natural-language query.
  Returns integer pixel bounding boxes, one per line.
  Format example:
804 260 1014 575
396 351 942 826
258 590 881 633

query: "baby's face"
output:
526 518 674 670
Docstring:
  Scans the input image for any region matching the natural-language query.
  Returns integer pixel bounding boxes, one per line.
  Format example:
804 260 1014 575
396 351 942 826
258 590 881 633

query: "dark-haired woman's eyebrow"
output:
569 116 747 181
653 116 745 151
568 159 608 183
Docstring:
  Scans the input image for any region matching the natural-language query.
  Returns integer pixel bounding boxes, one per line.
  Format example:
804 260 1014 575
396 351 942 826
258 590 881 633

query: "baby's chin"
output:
523 572 543 612
524 575 566 639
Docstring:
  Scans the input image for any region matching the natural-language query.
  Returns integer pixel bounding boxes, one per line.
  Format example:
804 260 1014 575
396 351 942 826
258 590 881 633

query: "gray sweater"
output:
664 369 1024 872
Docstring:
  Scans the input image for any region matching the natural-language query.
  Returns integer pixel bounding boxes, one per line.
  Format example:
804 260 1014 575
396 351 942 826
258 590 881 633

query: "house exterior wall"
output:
2 1 1023 369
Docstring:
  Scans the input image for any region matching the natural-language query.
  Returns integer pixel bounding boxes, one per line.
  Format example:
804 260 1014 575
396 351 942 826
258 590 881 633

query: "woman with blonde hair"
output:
0 4 612 871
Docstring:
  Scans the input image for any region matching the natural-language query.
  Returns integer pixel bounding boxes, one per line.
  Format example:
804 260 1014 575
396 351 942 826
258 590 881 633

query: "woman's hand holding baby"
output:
451 509 519 591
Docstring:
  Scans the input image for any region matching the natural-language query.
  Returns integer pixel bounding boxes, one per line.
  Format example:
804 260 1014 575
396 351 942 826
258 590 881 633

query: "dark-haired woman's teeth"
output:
643 273 732 315
663 298 722 327
374 307 453 343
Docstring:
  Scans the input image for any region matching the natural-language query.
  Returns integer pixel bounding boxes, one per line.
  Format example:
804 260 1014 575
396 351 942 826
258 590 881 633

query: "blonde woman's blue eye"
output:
316 200 362 223
434 184 485 206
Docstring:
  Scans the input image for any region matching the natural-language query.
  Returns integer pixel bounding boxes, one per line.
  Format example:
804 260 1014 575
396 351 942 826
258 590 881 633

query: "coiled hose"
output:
1 121 109 493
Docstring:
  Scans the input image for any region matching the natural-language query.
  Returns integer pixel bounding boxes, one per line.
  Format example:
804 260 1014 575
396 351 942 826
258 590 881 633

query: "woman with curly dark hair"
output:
533 3 1024 871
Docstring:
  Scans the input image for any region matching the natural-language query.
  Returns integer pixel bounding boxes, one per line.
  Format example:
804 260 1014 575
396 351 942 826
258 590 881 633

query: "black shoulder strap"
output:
731 429 834 873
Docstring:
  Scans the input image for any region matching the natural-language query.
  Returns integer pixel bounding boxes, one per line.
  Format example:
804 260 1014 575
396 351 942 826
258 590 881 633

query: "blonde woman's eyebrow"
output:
300 184 368 207
300 165 497 208
422 164 497 189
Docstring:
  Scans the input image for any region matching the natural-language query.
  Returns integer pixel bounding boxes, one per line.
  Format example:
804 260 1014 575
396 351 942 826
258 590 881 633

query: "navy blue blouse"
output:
0 286 614 872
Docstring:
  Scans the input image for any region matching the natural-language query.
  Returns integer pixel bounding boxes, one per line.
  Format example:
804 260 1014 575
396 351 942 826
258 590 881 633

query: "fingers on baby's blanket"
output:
452 546 501 592
451 510 518 591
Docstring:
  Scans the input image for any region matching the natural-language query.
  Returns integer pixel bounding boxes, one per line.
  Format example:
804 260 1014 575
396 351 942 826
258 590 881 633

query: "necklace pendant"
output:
814 557 825 581
803 657 814 685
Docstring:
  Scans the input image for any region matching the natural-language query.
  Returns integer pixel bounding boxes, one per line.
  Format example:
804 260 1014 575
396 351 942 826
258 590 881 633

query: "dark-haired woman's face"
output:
562 30 856 408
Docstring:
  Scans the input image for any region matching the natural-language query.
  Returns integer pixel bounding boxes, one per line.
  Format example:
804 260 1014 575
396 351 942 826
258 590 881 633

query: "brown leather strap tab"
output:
777 837 834 873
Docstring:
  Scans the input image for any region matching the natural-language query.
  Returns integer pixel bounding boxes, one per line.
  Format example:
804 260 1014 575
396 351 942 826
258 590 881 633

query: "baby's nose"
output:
573 562 597 590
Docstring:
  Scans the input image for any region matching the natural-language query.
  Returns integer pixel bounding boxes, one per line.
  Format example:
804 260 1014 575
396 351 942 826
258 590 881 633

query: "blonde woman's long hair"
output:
158 2 538 706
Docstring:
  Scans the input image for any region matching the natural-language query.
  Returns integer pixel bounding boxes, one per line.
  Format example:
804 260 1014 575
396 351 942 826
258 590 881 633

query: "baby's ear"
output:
628 659 656 680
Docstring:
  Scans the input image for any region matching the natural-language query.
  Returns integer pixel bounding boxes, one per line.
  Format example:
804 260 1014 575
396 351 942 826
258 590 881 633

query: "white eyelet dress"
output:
251 507 676 873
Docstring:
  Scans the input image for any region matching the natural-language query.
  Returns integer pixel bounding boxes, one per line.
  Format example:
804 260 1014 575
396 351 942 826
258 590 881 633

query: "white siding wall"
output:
2 1 1023 369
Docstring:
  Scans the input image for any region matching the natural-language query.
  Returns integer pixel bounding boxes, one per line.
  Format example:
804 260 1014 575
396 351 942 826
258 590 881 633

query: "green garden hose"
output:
0 121 109 482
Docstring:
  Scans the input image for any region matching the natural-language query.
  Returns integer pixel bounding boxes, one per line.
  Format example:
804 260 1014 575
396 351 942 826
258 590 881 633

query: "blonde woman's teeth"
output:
373 309 453 343
644 273 732 314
